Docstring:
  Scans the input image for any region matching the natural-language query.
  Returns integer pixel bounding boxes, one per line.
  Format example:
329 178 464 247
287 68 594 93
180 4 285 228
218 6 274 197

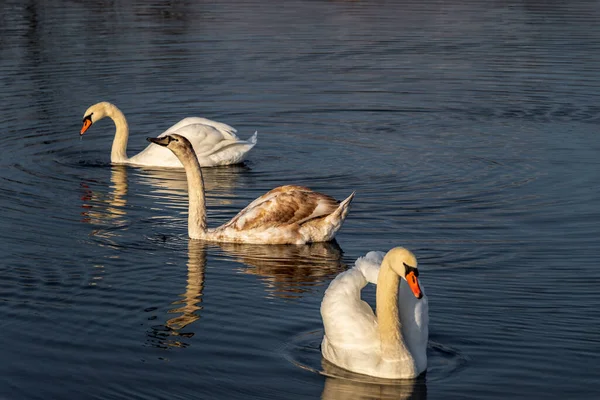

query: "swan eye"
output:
403 262 419 277
82 114 93 123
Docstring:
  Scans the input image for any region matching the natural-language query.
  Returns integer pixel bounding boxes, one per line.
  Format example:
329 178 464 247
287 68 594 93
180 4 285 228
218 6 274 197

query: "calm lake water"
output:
1 0 600 399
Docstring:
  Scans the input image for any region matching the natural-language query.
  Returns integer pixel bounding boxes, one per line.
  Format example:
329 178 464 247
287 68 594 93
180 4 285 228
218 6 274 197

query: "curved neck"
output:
376 259 412 359
178 145 207 239
106 105 129 163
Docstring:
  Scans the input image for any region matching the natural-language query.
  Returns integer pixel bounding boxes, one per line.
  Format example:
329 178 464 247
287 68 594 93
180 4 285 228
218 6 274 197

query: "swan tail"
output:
333 191 355 221
248 131 258 145
299 192 355 242
321 192 355 239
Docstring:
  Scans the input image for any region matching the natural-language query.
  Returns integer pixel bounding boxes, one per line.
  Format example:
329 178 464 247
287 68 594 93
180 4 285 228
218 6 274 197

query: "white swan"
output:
147 134 354 244
80 102 257 167
321 247 429 379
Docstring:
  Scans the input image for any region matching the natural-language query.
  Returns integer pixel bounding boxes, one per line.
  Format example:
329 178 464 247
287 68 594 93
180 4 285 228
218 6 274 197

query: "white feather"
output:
321 248 429 379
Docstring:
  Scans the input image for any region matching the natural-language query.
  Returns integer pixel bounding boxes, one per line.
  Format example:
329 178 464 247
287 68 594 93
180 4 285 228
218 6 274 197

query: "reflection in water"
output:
166 239 206 331
321 359 427 400
80 164 129 227
215 241 347 299
80 163 249 228
137 163 251 208
147 239 206 349
147 240 344 349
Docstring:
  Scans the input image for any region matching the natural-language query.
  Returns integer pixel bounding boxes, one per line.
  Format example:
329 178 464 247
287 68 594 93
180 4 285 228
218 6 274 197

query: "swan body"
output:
80 102 257 167
321 248 429 379
148 134 354 244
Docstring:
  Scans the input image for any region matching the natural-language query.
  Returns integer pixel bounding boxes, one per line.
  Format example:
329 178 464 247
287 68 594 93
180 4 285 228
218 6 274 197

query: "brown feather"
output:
223 186 341 231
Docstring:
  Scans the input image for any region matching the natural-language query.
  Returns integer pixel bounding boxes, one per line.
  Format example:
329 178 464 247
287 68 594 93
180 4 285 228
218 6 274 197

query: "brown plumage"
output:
225 185 341 230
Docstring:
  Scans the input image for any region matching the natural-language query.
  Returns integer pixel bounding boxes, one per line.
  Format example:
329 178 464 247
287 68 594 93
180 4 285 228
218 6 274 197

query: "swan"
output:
147 134 355 244
321 247 429 379
80 102 257 167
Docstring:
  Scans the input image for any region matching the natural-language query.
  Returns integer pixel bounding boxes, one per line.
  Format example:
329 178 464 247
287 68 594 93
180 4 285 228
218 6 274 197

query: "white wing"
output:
355 251 385 284
321 266 379 349
129 117 256 167
160 117 240 140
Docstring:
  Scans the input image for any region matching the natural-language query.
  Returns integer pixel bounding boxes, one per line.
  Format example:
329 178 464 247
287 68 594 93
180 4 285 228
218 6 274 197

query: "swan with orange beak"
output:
321 247 429 379
79 101 257 167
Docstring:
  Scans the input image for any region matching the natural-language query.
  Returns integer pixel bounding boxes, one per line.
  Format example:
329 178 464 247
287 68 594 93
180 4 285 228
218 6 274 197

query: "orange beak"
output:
406 271 423 299
80 118 92 135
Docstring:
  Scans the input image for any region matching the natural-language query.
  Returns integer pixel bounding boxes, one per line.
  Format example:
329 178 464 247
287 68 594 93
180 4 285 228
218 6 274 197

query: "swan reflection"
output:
136 163 250 208
321 358 427 400
148 240 345 349
166 239 206 332
147 239 207 349
80 163 248 228
213 241 347 299
80 164 129 227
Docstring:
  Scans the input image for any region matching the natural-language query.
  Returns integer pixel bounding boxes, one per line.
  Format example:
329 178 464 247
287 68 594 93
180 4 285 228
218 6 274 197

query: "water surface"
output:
1 1 600 399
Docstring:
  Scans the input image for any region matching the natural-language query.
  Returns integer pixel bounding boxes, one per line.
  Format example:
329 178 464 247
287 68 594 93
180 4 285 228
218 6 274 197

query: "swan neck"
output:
108 105 129 163
376 259 409 356
180 146 207 239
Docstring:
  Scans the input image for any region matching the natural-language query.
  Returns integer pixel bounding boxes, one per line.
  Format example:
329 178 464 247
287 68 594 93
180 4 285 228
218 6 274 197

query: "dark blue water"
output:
1 1 599 399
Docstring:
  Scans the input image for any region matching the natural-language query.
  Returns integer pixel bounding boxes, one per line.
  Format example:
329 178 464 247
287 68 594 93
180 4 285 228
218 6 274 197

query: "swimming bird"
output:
147 134 354 244
321 248 429 379
80 102 257 167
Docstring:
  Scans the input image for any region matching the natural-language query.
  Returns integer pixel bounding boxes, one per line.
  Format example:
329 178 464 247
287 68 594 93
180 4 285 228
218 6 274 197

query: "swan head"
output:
385 247 423 299
147 134 194 156
80 102 113 135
